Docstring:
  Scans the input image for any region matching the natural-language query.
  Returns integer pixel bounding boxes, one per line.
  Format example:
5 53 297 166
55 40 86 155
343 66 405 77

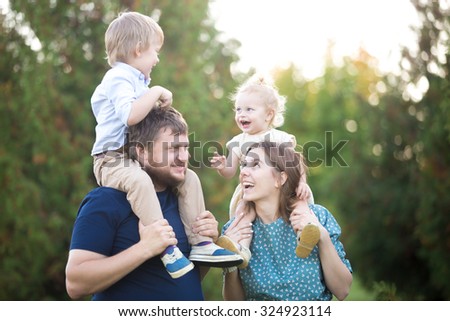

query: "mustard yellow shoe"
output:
296 223 320 258
216 235 251 269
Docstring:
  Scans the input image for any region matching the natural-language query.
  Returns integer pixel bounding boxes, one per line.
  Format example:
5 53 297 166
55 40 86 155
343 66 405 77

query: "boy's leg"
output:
177 169 207 244
94 153 163 224
94 154 194 278
294 199 320 258
178 169 243 268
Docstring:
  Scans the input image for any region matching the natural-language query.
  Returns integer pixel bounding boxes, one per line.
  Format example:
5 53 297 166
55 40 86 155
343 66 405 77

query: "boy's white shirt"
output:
91 62 150 155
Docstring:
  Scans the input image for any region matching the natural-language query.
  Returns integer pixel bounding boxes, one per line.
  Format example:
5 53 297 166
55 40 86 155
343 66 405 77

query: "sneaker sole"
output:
216 236 250 269
296 224 320 258
167 261 195 279
216 235 240 253
189 254 243 268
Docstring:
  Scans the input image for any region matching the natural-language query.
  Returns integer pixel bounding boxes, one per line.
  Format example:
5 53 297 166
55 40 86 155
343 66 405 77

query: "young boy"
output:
91 11 242 279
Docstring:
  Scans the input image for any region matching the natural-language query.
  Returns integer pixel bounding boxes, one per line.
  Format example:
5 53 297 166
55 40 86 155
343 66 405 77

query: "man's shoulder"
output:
81 187 130 211
87 186 126 197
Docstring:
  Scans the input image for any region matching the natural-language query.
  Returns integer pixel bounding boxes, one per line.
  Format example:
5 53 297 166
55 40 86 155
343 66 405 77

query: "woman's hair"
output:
105 11 164 66
244 141 305 223
230 73 287 128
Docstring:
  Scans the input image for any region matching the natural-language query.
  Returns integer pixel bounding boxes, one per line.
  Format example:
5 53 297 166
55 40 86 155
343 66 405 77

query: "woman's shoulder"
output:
309 203 330 214
309 203 336 223
309 203 342 234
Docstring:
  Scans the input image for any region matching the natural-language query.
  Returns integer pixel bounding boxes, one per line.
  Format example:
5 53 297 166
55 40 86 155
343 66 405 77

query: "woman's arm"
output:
317 228 353 300
223 269 246 300
220 214 253 300
290 209 352 300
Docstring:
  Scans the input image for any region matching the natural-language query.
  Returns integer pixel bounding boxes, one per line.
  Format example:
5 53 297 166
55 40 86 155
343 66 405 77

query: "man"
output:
65 106 242 300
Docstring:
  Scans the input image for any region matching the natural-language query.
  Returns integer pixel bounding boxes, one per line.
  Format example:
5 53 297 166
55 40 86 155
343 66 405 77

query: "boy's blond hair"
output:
231 73 287 128
105 11 164 67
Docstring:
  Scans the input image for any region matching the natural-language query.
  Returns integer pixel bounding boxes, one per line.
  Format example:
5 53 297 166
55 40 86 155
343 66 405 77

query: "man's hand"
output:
138 219 177 258
191 211 219 242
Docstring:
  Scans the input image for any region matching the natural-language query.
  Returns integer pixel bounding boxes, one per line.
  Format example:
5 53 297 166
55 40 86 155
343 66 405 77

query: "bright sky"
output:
209 0 420 78
1 0 421 79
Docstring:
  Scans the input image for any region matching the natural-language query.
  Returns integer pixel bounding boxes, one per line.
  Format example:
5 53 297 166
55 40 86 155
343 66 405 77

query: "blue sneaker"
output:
189 241 243 268
161 245 194 278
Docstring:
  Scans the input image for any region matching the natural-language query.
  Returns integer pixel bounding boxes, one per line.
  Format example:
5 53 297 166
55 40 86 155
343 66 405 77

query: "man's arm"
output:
65 219 176 299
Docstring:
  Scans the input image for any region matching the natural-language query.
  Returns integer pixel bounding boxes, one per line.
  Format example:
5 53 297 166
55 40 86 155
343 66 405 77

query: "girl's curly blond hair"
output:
230 73 287 128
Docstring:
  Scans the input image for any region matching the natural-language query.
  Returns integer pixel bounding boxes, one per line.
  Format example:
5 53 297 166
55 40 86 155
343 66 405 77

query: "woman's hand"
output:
191 210 219 242
289 204 320 234
222 212 253 244
296 182 311 200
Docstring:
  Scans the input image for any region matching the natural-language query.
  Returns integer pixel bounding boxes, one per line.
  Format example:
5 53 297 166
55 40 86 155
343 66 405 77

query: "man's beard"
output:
143 164 186 188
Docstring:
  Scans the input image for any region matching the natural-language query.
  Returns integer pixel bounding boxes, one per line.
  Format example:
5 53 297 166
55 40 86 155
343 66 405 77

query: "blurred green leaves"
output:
0 0 448 300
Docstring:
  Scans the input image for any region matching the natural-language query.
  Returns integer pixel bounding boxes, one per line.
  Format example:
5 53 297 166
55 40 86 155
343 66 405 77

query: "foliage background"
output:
0 0 448 300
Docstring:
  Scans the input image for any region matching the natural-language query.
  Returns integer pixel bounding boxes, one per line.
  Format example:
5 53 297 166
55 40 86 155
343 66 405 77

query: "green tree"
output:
347 0 450 299
281 0 450 300
401 0 450 299
0 0 105 299
0 0 238 300
148 0 241 218
273 0 449 300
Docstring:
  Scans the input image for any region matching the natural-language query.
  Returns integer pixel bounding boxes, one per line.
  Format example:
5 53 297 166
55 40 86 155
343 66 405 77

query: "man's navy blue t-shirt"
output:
69 187 204 301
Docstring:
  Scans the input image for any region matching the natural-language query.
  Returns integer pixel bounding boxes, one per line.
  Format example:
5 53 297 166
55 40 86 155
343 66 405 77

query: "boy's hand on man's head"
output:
158 87 173 107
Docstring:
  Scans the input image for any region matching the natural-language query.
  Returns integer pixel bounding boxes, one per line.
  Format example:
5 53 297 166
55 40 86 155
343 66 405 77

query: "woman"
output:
221 141 352 301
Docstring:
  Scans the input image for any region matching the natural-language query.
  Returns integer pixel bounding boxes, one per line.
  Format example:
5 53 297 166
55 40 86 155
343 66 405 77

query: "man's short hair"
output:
128 106 188 160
